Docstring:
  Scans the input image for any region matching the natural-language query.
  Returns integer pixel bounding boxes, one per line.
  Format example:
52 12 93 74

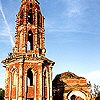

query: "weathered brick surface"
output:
53 72 91 100
27 86 34 98
2 0 54 100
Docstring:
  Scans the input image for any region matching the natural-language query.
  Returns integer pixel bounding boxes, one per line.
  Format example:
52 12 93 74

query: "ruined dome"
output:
60 72 85 79
54 72 85 80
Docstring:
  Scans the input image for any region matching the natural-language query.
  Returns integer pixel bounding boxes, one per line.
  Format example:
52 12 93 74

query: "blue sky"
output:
0 0 100 88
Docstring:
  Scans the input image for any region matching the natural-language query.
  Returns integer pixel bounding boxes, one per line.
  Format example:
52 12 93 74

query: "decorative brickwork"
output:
2 0 54 100
53 72 91 100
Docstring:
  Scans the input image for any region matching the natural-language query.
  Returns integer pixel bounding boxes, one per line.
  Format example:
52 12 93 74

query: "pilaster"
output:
37 62 42 100
48 65 53 100
18 61 23 100
5 66 9 100
24 74 27 100
23 6 27 52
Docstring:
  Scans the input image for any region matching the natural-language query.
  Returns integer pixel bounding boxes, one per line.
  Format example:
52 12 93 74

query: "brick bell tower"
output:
2 0 55 100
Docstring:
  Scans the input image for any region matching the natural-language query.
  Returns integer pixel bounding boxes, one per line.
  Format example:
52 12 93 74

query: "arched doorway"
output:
26 68 36 100
67 91 86 100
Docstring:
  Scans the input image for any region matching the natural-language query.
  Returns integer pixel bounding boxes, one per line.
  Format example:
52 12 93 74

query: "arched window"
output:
27 68 33 86
30 3 32 8
27 30 33 50
28 9 33 24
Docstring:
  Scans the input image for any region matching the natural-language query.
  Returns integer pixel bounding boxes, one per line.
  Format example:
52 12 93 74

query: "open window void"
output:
28 9 33 24
27 30 33 50
27 68 33 86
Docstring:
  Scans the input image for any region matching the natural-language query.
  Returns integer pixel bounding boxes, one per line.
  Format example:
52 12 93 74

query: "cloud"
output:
85 71 100 81
0 0 14 47
81 70 100 85
62 0 88 18
0 26 14 37
0 66 5 89
0 25 14 44
62 0 81 17
67 7 81 17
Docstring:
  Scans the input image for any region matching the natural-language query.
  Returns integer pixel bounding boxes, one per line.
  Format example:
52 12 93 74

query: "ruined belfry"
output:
2 0 54 100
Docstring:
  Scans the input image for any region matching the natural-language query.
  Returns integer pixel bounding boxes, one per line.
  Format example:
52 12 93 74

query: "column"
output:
34 9 38 55
34 74 36 100
23 6 27 52
9 72 12 100
18 62 23 100
37 62 42 100
48 65 53 100
41 16 45 52
16 73 19 100
47 69 49 100
5 67 9 100
24 74 27 100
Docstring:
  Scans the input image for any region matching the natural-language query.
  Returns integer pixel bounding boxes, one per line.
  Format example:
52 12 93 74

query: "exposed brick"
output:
2 0 54 100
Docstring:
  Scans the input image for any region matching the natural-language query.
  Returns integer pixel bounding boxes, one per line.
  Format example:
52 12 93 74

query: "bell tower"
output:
14 0 45 56
2 0 55 100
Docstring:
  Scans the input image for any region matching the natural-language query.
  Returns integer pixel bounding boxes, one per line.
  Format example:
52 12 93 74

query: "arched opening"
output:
70 95 76 100
26 68 35 100
30 3 32 8
28 9 33 24
27 68 33 86
27 30 33 50
68 91 86 100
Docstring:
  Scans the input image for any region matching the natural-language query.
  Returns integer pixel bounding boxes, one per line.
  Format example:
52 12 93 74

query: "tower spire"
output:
13 0 45 57
21 0 40 4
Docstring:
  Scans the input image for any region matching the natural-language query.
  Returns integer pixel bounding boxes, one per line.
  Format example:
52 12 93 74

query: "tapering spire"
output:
21 0 40 4
13 0 45 57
